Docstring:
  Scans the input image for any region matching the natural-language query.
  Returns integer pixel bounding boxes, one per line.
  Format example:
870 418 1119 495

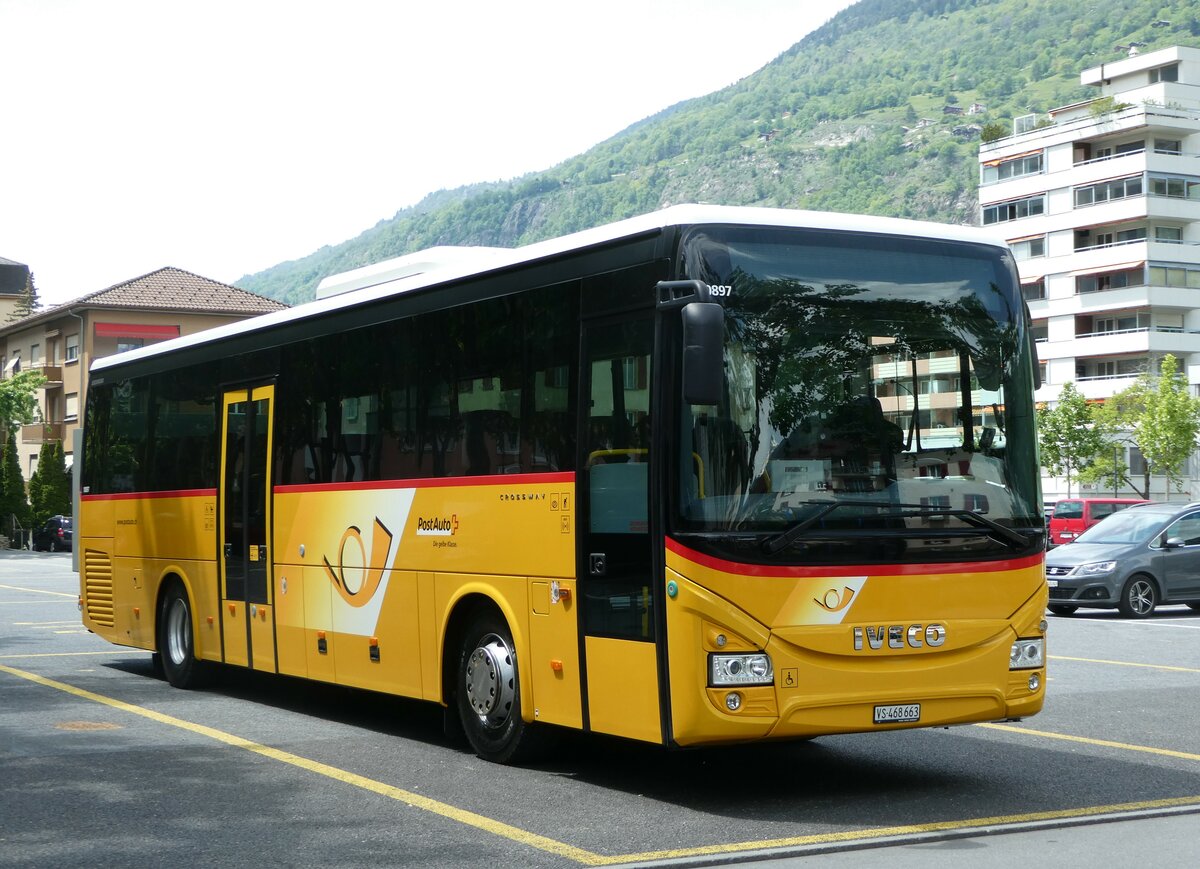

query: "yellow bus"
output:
79 205 1047 762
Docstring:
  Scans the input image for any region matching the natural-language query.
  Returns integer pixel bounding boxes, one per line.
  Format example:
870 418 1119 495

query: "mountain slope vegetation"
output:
238 0 1200 305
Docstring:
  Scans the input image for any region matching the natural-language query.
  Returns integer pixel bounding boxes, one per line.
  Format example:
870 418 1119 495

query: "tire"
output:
455 611 535 764
1117 575 1158 619
1187 603 1200 613
157 582 210 688
1047 604 1078 616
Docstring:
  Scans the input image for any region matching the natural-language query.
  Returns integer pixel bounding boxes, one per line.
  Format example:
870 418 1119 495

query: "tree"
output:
0 369 45 546
0 370 45 428
29 440 71 526
1122 355 1200 498
0 429 30 538
979 121 1008 143
1037 382 1103 496
5 271 41 323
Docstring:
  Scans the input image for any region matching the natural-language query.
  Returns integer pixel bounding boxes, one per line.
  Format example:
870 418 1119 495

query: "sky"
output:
1 0 857 305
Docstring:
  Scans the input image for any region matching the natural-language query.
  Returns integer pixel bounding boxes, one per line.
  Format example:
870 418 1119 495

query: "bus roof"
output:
91 204 1010 374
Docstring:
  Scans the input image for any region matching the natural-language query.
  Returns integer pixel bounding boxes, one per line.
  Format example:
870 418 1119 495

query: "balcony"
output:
1071 284 1200 313
26 364 63 386
1054 326 1200 359
22 422 63 444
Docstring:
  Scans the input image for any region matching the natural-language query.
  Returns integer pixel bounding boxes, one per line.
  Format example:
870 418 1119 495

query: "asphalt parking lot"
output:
2 551 1198 868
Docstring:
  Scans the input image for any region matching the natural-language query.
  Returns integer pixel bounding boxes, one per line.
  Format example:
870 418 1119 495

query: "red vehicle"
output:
1048 498 1149 546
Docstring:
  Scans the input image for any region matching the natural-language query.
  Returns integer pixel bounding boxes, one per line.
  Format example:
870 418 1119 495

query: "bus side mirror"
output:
682 302 724 406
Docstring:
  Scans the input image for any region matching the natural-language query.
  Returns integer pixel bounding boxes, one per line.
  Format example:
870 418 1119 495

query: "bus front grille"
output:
84 550 115 628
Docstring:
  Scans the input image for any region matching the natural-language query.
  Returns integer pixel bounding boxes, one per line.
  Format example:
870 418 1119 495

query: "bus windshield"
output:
674 225 1042 562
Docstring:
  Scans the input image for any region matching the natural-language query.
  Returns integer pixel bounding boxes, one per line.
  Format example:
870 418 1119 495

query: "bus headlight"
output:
710 653 774 686
1009 638 1044 670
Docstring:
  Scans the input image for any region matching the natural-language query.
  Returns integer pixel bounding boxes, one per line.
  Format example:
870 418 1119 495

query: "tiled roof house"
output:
0 267 288 484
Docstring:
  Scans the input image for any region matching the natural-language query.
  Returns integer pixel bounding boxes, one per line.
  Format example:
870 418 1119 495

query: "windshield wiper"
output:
761 500 876 554
762 500 1032 555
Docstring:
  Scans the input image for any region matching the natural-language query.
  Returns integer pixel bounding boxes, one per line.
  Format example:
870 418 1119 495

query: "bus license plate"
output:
874 703 920 724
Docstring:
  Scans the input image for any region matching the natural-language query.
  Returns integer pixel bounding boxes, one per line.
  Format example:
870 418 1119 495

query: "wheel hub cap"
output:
464 634 515 727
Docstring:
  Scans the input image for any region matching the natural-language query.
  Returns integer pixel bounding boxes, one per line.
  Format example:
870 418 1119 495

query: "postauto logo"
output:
416 515 458 537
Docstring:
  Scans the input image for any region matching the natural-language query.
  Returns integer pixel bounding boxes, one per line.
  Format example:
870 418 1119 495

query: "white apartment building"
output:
978 45 1200 501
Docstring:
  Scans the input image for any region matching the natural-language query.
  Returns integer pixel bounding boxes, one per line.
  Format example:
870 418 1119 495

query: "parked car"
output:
1047 497 1149 547
1045 501 1200 618
32 515 72 552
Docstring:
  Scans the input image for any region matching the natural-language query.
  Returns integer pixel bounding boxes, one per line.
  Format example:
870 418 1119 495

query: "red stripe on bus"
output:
665 537 1043 578
275 472 575 495
81 489 217 502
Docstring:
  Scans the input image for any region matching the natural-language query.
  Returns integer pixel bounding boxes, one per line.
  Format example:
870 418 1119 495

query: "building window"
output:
982 194 1045 225
1149 264 1200 288
1038 361 1048 384
30 344 41 366
1074 175 1142 207
65 393 79 421
1150 64 1179 84
1079 358 1147 380
1155 226 1184 243
1021 280 1046 301
117 338 145 354
1011 236 1046 260
981 151 1043 184
66 334 80 362
1076 266 1144 294
1092 314 1141 334
1155 138 1182 155
1080 227 1147 250
1149 174 1200 199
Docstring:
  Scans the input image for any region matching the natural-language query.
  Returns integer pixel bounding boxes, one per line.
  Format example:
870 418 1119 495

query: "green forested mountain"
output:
238 0 1200 305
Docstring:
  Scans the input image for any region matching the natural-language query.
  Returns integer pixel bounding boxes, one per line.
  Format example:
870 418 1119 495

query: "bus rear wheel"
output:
158 583 210 689
456 612 533 764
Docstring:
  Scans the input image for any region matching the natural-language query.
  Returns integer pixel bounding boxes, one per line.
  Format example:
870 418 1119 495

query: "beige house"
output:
0 267 287 481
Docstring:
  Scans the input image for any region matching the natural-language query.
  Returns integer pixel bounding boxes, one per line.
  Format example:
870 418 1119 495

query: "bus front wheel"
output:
157 583 210 689
455 612 533 763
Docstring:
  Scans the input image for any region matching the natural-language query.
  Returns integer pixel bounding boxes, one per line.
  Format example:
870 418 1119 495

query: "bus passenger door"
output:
219 385 277 673
578 317 663 743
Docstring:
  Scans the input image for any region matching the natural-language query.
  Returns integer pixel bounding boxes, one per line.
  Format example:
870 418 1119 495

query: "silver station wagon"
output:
1044 501 1200 618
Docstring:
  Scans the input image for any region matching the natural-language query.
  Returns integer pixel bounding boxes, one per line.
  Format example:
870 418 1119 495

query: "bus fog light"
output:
710 653 774 686
1028 674 1040 692
1009 638 1044 669
725 692 742 711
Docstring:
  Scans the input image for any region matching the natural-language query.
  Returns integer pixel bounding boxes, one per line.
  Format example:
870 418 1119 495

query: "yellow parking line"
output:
1049 654 1200 674
979 722 1200 763
604 795 1200 864
3 660 1198 866
0 662 601 865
